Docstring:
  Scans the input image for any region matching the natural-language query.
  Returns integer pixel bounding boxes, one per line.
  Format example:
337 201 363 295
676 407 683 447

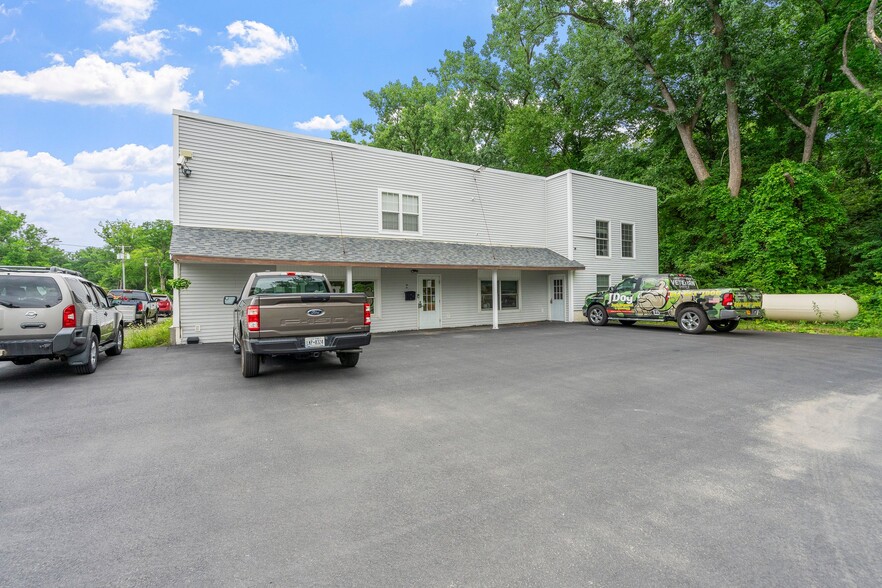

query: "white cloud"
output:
177 24 201 35
0 4 23 17
109 29 168 62
399 0 415 6
88 0 155 32
294 115 350 131
0 54 202 113
217 20 297 67
0 145 172 248
226 79 239 90
0 28 14 43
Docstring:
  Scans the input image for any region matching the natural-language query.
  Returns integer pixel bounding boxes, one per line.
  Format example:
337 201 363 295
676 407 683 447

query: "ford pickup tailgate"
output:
254 293 368 338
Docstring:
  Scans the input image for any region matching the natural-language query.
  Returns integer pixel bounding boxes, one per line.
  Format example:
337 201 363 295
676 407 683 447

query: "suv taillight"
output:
364 303 371 325
62 304 76 328
246 305 260 331
722 292 735 308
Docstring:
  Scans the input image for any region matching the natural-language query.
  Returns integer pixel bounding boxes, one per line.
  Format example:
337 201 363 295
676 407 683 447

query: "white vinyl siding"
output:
175 112 548 248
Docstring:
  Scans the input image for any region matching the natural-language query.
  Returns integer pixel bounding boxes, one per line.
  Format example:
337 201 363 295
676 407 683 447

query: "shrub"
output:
125 318 171 348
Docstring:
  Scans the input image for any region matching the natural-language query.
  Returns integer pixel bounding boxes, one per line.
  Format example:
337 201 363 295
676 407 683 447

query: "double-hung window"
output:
380 190 420 234
596 274 610 292
596 220 609 257
621 223 635 258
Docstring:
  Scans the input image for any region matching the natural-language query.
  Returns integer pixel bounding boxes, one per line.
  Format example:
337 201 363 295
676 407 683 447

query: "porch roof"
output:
170 225 583 271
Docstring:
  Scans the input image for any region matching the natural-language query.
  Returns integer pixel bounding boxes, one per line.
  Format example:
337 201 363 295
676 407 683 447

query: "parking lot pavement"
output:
1 323 881 586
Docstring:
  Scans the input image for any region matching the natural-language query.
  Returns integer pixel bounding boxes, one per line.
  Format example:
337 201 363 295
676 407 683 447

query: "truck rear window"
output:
670 276 698 289
250 275 329 295
0 276 64 308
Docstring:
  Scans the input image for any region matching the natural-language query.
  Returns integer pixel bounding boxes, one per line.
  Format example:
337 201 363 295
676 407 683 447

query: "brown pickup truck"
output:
224 271 371 377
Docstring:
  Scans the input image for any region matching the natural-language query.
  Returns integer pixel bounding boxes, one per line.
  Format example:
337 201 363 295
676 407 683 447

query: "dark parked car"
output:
153 294 172 317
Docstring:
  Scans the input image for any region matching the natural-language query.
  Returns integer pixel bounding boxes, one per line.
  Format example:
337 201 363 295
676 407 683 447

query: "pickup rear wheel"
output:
587 305 608 326
241 347 260 377
710 320 739 333
677 306 708 334
338 352 360 368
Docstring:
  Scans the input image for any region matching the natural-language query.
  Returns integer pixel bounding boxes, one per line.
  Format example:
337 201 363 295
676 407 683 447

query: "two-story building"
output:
169 111 658 344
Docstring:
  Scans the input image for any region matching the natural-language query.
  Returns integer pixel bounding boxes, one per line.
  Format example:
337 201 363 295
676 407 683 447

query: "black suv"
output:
0 266 124 374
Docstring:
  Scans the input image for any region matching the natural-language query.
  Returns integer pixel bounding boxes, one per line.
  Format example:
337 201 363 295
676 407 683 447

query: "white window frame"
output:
477 272 521 312
595 219 610 258
621 223 635 259
378 189 422 236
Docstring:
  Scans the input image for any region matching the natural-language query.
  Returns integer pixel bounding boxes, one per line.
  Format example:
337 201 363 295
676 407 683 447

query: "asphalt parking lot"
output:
2 322 881 586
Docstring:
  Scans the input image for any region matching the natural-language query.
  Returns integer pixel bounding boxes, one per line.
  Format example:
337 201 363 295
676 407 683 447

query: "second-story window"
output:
622 223 634 258
380 190 421 234
596 220 609 257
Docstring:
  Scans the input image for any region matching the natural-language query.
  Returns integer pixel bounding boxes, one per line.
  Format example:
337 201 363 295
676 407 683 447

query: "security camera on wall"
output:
177 156 187 166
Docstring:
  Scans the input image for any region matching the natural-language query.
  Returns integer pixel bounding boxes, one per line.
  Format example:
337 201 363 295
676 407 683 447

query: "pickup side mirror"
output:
223 296 238 305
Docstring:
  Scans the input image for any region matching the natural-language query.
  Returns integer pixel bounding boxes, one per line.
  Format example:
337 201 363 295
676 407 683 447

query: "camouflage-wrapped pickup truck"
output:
583 274 763 334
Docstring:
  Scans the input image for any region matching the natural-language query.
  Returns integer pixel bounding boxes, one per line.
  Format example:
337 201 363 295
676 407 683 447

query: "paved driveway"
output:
2 323 881 586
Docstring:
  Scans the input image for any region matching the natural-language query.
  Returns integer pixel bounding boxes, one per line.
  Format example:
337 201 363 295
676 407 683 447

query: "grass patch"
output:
125 318 172 348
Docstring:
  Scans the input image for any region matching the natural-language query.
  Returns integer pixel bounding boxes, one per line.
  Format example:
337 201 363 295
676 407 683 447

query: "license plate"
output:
746 310 752 315
304 336 325 348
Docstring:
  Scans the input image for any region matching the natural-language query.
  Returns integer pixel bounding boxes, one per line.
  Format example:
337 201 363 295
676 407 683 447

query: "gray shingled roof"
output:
171 225 583 270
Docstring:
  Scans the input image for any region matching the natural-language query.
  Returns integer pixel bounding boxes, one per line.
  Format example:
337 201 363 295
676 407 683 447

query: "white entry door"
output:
549 274 565 321
418 274 442 329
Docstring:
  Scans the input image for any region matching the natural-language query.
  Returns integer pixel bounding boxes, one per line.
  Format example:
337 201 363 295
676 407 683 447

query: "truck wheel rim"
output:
681 312 700 330
590 308 603 323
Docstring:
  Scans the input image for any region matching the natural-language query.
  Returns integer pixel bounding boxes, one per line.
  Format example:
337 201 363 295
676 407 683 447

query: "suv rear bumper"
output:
0 328 87 360
244 332 371 356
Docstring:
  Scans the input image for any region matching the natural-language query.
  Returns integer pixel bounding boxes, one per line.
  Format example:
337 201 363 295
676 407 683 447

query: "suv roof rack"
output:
0 265 84 277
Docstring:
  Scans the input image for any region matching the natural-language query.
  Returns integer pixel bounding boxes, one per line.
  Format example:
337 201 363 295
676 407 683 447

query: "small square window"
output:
596 274 610 292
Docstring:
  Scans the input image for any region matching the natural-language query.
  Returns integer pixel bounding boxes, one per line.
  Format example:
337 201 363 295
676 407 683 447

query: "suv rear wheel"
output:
72 333 99 374
106 326 124 356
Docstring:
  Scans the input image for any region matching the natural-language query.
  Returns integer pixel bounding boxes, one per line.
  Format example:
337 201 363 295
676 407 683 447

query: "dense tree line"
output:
0 208 172 293
333 0 881 294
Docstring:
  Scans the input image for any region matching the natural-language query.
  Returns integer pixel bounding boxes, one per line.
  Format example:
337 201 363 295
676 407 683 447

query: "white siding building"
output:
170 111 658 344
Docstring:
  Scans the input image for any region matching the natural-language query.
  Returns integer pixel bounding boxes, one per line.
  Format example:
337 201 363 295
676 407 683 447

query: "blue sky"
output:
0 0 497 249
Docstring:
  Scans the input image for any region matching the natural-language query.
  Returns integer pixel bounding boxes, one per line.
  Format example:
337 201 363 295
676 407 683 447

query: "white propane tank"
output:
762 294 859 322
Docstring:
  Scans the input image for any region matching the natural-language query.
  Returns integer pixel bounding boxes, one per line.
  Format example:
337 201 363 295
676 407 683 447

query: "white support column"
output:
568 270 576 323
345 267 353 293
492 269 499 330
172 261 181 344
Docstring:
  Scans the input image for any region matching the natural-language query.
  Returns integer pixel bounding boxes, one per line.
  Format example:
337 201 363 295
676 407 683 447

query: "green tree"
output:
0 208 66 266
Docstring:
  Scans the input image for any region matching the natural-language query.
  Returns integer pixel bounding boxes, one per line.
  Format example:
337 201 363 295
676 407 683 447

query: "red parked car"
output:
153 294 172 317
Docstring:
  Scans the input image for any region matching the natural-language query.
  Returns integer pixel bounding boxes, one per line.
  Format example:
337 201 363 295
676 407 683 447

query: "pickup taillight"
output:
246 305 260 331
62 305 76 328
722 292 735 308
136 302 143 312
364 303 371 326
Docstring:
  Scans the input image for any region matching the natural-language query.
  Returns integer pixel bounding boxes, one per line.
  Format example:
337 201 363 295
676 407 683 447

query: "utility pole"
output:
144 260 149 291
116 246 131 288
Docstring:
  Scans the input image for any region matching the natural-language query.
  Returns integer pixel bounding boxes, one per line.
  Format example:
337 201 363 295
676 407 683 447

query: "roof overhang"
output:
171 225 584 272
